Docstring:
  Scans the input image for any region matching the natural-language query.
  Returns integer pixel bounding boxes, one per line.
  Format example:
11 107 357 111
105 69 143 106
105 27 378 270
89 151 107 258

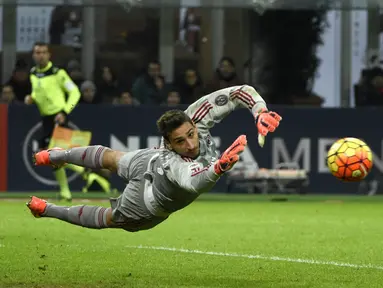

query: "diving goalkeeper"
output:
24 42 112 201
27 85 282 231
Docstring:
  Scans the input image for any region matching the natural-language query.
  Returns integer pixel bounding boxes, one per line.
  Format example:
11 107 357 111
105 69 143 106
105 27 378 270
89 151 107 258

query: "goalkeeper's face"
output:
168 122 200 159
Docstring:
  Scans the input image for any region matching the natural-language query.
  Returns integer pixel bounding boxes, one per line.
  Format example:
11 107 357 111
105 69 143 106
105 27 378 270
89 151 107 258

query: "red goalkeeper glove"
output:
255 108 282 136
214 135 247 175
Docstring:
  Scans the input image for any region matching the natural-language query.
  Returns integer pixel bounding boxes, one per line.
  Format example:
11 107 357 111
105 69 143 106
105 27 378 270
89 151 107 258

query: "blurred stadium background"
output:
0 0 383 196
1 2 383 288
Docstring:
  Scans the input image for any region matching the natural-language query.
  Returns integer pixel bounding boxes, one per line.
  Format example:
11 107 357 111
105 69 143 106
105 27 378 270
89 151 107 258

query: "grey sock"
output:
43 204 111 229
49 145 110 169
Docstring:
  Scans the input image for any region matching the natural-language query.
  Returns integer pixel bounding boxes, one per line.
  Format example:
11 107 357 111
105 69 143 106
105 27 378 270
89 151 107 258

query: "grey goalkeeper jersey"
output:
135 85 267 217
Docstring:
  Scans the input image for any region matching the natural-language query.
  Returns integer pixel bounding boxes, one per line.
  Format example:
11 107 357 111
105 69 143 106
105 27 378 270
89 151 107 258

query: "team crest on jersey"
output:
215 94 229 106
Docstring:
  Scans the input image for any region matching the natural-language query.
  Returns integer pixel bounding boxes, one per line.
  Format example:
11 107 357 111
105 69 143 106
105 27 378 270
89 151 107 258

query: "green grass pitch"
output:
1 193 383 288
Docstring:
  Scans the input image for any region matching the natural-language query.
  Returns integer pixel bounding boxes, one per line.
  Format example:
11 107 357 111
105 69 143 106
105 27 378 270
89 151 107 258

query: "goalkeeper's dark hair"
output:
157 110 194 141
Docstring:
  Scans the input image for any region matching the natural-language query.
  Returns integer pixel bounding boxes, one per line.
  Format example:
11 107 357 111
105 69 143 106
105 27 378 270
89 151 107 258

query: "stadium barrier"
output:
2 104 382 194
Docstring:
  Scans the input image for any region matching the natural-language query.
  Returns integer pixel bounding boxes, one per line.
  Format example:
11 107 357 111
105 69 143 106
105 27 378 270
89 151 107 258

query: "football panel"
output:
355 147 367 160
351 169 363 179
335 166 346 178
363 158 373 171
329 139 345 152
337 142 348 153
346 155 361 165
327 155 336 164
343 167 365 182
330 162 339 173
344 167 354 178
327 147 337 157
344 138 367 146
327 155 335 171
367 150 373 162
344 147 356 157
335 154 347 166
362 144 372 152
345 141 360 149
348 163 362 171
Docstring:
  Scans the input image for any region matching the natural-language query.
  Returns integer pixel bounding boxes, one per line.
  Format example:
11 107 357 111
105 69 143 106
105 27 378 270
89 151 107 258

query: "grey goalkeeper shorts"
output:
109 149 169 232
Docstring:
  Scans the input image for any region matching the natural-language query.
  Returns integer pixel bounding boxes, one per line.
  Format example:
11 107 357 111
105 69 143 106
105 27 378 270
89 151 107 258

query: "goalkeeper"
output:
25 42 112 201
27 85 281 231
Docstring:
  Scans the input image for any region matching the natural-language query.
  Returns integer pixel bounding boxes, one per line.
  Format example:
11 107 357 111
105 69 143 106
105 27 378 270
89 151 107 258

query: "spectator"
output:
177 68 204 104
207 56 241 93
113 91 140 106
6 59 31 103
80 80 97 104
49 5 67 45
166 90 181 106
355 67 383 106
67 59 84 88
0 85 16 104
180 8 201 53
131 61 167 105
96 66 119 103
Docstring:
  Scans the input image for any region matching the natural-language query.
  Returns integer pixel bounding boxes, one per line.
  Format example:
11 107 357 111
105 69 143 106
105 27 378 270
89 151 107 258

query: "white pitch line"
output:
126 245 383 271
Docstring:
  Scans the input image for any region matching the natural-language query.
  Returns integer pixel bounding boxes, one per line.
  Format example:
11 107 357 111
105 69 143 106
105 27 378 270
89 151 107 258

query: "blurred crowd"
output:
0 55 243 107
1 4 382 108
354 66 383 106
2 54 383 107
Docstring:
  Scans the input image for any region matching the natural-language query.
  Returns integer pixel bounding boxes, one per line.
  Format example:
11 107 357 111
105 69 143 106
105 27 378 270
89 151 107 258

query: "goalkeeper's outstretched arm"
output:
185 85 267 134
184 85 282 146
167 135 247 194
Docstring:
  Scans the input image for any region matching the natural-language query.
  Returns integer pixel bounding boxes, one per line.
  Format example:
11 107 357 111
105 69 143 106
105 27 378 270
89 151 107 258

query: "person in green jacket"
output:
25 42 115 201
24 42 79 201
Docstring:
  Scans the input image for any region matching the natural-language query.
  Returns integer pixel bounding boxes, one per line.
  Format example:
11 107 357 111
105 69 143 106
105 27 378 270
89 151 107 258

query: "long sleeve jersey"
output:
147 85 267 215
30 61 81 116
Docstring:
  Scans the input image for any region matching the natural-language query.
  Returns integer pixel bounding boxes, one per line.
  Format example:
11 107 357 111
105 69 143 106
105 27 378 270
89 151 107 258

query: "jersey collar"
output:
36 61 53 72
